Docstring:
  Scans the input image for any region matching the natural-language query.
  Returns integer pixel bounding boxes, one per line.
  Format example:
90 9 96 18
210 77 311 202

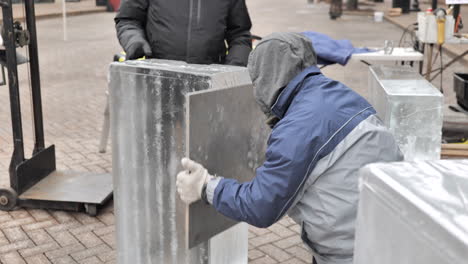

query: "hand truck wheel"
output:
0 187 18 211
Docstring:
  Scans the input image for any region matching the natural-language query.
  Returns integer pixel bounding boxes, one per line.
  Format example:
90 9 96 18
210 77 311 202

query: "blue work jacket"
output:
210 66 376 228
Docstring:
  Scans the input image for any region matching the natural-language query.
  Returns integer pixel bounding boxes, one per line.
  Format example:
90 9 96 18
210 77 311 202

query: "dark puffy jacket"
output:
115 0 252 66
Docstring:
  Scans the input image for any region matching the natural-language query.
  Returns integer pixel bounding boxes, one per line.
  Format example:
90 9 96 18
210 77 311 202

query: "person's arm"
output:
115 0 152 60
225 0 252 66
205 125 317 228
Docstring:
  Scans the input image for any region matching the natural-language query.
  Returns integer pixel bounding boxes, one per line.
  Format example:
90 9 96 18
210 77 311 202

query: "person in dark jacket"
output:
115 0 252 66
176 32 403 264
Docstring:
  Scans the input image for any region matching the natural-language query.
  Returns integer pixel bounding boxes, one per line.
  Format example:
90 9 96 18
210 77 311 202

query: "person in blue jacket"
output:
176 32 403 264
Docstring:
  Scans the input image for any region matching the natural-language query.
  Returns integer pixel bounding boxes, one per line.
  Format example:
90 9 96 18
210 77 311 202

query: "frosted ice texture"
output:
109 59 251 264
210 223 248 263
368 65 443 161
355 160 468 264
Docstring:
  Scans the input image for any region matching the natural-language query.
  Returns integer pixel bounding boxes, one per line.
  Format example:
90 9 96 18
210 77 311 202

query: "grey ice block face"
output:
354 160 468 264
109 59 264 264
368 65 443 161
187 85 268 248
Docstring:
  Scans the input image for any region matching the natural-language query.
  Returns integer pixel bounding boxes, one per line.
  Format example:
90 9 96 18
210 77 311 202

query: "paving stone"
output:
50 211 76 224
27 209 53 222
277 216 297 228
9 210 30 220
68 223 105 236
249 242 257 250
22 220 58 232
74 232 103 248
26 229 54 245
19 241 60 258
285 246 313 263
99 233 115 249
45 243 86 259
70 244 112 261
249 255 278 264
249 232 282 248
96 213 113 226
92 226 114 236
268 223 296 238
0 240 35 254
0 213 13 222
0 251 27 264
248 249 265 260
78 256 103 264
0 235 10 246
273 235 303 249
3 227 29 242
258 244 292 262
25 254 52 264
1 217 36 229
249 225 271 236
46 221 82 234
72 213 101 225
51 256 78 264
49 231 79 247
96 250 116 262
289 224 301 234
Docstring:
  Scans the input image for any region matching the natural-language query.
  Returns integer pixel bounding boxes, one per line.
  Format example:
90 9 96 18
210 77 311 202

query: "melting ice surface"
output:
369 66 443 161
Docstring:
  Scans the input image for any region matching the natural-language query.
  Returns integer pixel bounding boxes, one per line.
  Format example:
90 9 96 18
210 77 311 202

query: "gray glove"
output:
125 36 152 60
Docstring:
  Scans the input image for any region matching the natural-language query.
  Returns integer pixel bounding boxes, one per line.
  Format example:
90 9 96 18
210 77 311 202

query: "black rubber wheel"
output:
0 188 17 211
85 204 98 216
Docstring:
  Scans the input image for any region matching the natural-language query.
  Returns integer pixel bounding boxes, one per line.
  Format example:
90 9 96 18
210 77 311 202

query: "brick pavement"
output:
0 206 116 263
0 207 312 264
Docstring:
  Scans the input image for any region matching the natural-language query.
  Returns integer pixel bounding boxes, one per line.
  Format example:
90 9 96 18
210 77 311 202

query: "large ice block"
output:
354 160 468 264
368 65 443 160
109 60 268 264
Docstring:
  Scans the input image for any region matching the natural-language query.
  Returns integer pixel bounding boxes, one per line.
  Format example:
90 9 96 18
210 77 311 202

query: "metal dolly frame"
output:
0 0 112 216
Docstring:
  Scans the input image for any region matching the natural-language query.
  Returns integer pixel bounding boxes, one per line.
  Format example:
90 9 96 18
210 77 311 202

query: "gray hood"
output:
247 32 317 119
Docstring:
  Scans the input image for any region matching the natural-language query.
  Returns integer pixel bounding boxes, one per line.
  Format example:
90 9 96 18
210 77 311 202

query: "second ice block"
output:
368 65 443 160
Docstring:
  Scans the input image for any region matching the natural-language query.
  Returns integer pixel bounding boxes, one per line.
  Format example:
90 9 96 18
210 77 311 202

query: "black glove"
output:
125 37 152 60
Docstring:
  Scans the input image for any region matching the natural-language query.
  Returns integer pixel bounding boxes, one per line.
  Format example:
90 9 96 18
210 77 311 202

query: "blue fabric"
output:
211 66 376 228
301 31 374 66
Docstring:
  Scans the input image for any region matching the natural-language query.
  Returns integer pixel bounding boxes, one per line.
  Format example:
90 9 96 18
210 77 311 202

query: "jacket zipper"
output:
186 0 194 61
197 0 201 25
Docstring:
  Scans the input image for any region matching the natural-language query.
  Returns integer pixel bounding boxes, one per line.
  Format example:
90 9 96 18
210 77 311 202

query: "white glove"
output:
176 158 213 204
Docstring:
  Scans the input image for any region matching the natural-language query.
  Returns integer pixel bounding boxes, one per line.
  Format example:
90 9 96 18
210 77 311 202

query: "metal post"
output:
453 5 460 33
62 0 67 41
425 44 434 80
2 0 25 189
24 0 45 154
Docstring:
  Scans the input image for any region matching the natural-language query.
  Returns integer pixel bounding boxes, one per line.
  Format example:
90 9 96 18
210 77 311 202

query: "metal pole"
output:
62 0 67 41
2 0 25 188
453 5 460 33
425 44 434 80
24 0 45 154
